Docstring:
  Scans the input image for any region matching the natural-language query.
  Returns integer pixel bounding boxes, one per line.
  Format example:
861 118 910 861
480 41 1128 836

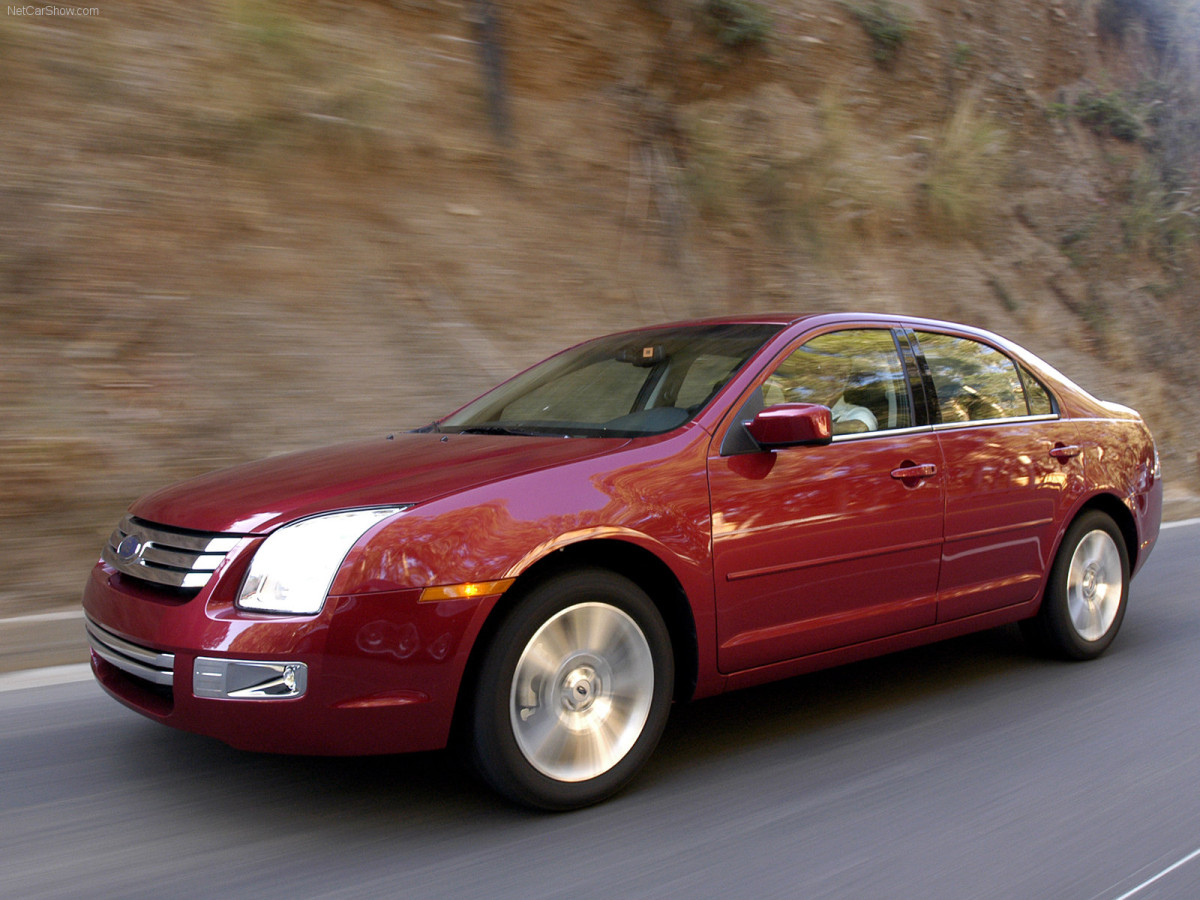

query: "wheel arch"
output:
449 538 699 746
1072 492 1140 572
1022 497 1134 659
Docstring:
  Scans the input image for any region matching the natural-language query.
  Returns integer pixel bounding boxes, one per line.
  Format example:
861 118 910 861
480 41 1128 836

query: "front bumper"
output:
82 559 493 756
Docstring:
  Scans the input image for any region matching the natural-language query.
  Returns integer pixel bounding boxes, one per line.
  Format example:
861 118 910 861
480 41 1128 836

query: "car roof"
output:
651 313 1046 351
646 311 988 333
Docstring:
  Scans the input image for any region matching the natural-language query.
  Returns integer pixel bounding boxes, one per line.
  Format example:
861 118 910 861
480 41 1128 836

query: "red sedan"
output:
83 313 1162 809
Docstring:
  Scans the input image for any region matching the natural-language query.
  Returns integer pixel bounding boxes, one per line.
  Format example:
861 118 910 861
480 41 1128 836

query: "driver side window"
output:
763 330 912 435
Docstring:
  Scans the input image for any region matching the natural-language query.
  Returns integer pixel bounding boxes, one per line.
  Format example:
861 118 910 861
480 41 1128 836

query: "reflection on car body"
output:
83 312 1162 809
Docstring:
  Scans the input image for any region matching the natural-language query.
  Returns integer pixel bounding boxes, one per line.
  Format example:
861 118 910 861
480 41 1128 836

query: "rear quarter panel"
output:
1070 411 1162 574
1051 375 1161 563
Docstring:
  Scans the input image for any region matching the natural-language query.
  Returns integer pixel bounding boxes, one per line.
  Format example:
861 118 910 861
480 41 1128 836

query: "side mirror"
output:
745 403 833 449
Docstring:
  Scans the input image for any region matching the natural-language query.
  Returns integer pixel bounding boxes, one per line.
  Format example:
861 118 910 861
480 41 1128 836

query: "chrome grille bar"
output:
102 515 246 589
86 616 175 686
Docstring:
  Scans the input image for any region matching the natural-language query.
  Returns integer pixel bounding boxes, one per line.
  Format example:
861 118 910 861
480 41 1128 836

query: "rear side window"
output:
1019 364 1055 415
914 332 1027 423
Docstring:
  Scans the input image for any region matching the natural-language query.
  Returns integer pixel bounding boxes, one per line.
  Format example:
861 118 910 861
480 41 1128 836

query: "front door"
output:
710 327 946 673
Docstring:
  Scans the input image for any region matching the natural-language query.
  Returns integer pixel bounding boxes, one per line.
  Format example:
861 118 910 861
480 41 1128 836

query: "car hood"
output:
130 433 628 534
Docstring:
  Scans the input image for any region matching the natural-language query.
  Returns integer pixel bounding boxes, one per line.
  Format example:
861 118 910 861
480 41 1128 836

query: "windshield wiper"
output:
454 425 552 437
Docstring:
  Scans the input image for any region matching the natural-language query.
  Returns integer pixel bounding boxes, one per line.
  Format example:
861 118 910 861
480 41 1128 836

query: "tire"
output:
467 569 674 810
1022 510 1130 660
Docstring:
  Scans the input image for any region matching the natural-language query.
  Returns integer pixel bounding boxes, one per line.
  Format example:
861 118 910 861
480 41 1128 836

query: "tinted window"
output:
764 329 912 434
1020 365 1055 415
915 331 1026 422
674 353 748 409
441 323 781 437
502 358 646 423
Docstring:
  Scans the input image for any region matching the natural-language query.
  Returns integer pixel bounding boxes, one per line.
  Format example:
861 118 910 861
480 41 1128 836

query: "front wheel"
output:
1022 511 1130 660
467 569 674 810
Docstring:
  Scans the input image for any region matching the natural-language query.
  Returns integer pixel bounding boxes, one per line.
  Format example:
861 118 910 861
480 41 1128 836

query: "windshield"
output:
439 323 782 438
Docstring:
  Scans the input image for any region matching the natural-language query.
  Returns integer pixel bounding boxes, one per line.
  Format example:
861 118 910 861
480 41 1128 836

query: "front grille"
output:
102 514 245 590
85 616 175 687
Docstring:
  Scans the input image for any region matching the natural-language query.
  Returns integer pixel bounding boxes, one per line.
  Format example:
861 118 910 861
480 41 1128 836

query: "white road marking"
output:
0 609 85 624
0 663 92 693
1112 846 1200 900
1161 516 1200 531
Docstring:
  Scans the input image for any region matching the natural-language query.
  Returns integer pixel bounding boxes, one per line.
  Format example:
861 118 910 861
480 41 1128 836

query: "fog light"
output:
193 658 308 699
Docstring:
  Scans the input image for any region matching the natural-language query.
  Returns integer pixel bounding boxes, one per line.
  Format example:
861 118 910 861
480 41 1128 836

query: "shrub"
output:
700 0 772 49
1122 162 1200 262
1074 91 1145 142
849 1 913 67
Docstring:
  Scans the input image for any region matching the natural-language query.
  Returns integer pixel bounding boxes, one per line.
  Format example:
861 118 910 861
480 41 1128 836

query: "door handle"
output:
1049 444 1082 461
890 463 938 480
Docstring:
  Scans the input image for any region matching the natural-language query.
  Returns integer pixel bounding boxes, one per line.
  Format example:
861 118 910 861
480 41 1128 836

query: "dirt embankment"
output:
2 0 1198 615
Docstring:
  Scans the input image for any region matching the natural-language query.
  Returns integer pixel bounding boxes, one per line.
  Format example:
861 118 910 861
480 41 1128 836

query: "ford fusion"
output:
84 313 1162 809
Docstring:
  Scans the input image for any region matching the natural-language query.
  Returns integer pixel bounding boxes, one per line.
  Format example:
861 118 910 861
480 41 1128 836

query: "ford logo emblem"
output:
116 534 143 562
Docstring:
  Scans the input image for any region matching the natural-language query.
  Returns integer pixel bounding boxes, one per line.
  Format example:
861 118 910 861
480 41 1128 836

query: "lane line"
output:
0 609 85 624
1112 847 1200 900
1161 516 1200 531
0 663 92 693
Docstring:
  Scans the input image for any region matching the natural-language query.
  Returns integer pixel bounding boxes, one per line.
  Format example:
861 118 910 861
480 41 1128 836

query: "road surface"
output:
2 521 1198 899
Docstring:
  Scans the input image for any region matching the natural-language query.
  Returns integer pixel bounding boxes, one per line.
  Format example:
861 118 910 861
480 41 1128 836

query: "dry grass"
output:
1122 162 1200 263
682 87 910 252
797 89 911 248
921 93 1009 237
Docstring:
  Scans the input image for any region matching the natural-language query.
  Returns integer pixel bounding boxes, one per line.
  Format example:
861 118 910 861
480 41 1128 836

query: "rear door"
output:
910 329 1083 621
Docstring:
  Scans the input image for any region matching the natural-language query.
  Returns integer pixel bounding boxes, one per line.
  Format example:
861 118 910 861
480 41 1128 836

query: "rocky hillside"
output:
2 0 1199 614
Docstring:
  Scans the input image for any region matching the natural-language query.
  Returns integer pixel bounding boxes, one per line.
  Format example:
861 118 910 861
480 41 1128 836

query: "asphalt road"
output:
3 521 1198 900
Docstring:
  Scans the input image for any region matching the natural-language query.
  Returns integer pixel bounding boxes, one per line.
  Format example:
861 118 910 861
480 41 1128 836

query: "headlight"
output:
237 507 405 615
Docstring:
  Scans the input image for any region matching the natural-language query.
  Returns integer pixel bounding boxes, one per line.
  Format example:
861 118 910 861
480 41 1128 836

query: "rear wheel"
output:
467 569 673 810
1023 510 1129 660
